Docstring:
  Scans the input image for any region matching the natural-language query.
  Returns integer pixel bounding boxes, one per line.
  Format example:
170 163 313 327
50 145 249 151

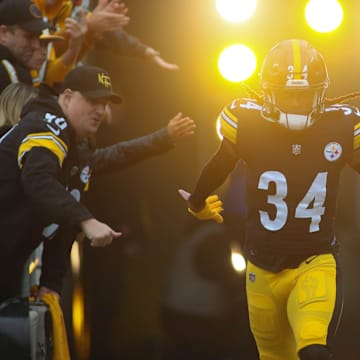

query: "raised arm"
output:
91 112 195 174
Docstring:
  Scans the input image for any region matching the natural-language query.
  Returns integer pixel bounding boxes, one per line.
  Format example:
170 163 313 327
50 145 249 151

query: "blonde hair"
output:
0 83 39 127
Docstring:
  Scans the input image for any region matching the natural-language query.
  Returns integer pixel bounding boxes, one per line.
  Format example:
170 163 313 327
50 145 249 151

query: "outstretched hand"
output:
178 189 224 224
80 218 122 247
87 0 130 36
144 47 179 71
167 113 196 142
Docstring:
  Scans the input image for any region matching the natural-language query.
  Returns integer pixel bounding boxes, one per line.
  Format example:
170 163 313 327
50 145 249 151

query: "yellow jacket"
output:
33 0 81 86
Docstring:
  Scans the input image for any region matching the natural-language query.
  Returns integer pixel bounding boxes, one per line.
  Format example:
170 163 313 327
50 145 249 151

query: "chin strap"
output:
278 112 311 130
262 100 322 130
262 87 326 130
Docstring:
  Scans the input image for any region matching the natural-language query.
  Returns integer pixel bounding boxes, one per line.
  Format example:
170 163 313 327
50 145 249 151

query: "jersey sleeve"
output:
18 131 68 169
219 101 239 145
18 110 93 225
346 106 360 172
189 139 239 210
91 127 173 175
354 120 360 151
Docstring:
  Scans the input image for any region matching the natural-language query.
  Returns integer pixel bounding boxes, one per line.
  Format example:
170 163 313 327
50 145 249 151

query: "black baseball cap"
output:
0 0 50 34
62 65 122 104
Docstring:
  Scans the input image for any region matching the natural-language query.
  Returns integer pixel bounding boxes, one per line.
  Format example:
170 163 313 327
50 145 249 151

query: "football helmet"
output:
259 39 329 130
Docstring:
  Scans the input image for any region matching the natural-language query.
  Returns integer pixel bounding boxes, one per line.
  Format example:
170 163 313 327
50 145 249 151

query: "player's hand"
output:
80 218 122 247
167 113 196 142
178 189 224 224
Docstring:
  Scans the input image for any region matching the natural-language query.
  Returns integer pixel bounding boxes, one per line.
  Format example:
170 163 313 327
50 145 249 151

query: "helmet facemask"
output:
260 39 329 131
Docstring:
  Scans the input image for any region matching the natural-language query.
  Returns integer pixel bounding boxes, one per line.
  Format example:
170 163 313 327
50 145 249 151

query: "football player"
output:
183 39 360 359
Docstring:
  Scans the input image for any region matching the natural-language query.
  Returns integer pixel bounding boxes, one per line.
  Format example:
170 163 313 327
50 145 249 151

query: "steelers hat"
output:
62 65 122 104
0 0 50 34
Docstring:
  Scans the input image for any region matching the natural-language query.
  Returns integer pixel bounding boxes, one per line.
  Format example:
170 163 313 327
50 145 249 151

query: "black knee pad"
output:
299 344 332 360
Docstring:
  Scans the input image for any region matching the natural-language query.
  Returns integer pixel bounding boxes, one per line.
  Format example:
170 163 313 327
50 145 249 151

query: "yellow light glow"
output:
218 44 257 83
231 251 247 272
305 0 343 33
216 0 257 23
73 287 84 337
72 285 90 360
71 240 81 276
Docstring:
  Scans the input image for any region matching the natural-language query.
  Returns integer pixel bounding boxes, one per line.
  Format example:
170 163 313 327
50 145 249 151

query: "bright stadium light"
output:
305 0 343 33
218 44 257 83
216 0 257 23
231 250 247 272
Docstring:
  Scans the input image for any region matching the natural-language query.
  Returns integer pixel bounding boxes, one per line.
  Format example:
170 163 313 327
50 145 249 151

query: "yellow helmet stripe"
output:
18 132 68 168
292 39 302 80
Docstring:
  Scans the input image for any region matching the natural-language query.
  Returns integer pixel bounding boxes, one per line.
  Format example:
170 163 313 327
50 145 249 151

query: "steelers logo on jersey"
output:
324 142 342 162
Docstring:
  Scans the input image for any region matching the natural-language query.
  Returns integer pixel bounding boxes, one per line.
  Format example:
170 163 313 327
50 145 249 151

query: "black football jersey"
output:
0 96 92 234
219 98 360 270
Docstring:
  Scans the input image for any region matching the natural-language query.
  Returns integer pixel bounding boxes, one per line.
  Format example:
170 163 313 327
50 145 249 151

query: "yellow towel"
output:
41 293 71 360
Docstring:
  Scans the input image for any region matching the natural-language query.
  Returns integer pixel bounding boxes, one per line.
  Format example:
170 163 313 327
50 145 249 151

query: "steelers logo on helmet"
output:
324 142 342 162
260 39 329 131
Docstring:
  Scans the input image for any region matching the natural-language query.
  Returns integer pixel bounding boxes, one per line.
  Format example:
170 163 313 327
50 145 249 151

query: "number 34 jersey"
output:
219 98 360 271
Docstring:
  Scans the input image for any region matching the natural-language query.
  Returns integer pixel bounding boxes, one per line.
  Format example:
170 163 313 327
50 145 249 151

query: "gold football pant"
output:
246 254 343 360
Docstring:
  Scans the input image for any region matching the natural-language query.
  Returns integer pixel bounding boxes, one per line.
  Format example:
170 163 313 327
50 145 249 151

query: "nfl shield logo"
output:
292 144 301 155
249 272 256 282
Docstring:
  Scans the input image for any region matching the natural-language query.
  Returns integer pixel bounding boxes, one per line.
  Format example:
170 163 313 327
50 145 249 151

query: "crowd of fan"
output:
0 1 196 358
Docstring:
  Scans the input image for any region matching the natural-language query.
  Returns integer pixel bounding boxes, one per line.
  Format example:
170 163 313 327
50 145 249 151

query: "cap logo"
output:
29 4 42 19
98 73 112 88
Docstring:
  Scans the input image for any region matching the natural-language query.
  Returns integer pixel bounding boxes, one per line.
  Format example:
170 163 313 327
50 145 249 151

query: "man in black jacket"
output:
0 64 195 301
0 65 125 302
40 108 196 296
0 0 50 93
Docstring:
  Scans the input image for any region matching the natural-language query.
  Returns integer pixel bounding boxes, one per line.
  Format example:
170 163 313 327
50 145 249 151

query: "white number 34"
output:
258 171 327 233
